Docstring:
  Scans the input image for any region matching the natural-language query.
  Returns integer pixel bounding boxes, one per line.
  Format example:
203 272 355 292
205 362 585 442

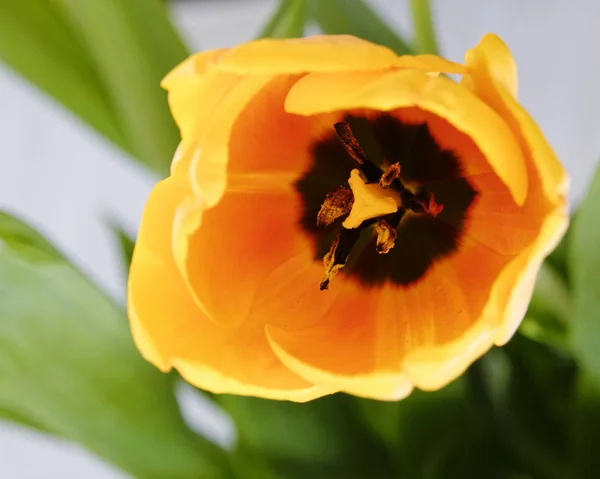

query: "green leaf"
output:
51 0 187 176
219 394 393 478
0 0 188 176
108 221 136 274
259 0 307 38
354 379 492 478
0 0 129 153
309 0 412 55
0 211 232 479
569 162 600 380
570 371 600 479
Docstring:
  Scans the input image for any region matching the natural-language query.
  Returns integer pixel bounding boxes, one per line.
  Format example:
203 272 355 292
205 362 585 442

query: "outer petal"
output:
160 49 229 147
461 34 569 343
285 69 528 206
174 75 346 327
214 35 400 74
266 235 511 397
462 33 517 99
462 33 567 204
128 176 335 401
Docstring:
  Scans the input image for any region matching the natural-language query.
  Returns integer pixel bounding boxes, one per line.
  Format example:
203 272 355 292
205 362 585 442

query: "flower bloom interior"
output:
128 34 568 401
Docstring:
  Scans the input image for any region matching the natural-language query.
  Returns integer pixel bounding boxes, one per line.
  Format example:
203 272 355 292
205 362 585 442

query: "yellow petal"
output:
128 177 334 400
187 74 276 207
286 69 528 206
463 33 517 99
161 49 227 90
462 34 568 205
461 34 569 343
214 35 400 74
395 54 465 74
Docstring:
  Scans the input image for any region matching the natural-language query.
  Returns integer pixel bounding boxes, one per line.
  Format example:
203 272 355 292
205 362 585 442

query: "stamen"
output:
375 219 397 254
379 162 401 188
417 191 444 217
320 229 362 290
334 122 367 164
317 186 354 227
334 121 383 183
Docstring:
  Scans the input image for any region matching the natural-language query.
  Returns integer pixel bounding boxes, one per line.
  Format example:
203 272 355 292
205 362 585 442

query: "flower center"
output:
318 121 444 290
294 112 478 290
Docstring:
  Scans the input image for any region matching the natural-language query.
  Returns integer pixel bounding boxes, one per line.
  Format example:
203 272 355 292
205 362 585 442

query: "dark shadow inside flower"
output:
294 111 478 288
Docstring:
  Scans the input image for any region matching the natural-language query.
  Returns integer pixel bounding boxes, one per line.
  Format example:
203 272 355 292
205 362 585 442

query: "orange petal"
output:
128 177 334 401
175 74 347 327
461 34 569 343
285 69 528 206
187 74 277 207
266 234 512 397
214 35 400 75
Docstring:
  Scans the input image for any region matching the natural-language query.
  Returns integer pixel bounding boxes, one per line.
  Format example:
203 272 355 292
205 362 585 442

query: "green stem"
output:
409 0 439 55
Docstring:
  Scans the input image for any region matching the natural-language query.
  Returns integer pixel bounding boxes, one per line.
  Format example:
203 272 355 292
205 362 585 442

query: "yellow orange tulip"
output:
128 34 568 401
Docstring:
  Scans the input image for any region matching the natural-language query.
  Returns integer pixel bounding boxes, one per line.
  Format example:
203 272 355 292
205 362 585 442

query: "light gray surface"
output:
1 0 599 477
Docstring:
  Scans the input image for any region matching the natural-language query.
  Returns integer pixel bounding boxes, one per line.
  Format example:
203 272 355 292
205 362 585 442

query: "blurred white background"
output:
1 0 599 477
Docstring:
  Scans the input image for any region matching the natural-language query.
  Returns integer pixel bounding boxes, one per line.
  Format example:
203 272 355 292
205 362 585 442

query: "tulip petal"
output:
285 69 528 206
395 54 465 74
215 35 400 74
128 177 334 401
175 75 348 327
266 235 512 397
160 49 232 154
463 33 517 99
161 49 227 89
461 34 569 343
462 34 567 205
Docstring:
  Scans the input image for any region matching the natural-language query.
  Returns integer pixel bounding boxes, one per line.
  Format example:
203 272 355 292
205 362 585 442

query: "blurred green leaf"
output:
571 371 600 479
0 0 187 176
108 221 136 273
520 262 571 353
259 0 307 38
0 0 129 153
219 394 393 478
0 211 232 479
468 346 574 479
546 211 575 284
409 0 439 54
354 378 515 478
51 0 187 176
309 0 412 55
569 162 600 380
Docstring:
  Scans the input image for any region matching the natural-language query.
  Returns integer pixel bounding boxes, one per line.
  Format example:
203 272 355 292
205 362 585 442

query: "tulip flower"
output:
128 34 568 401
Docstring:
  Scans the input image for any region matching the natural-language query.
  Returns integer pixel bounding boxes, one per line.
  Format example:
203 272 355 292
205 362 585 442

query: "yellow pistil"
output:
342 169 401 229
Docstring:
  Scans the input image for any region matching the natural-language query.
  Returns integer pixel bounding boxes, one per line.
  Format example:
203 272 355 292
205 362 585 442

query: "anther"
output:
317 186 354 227
379 162 401 188
334 121 367 164
375 220 397 254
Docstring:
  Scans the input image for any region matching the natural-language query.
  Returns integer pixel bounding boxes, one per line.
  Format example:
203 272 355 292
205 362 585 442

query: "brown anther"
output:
334 121 367 164
320 228 361 290
320 235 343 290
379 162 401 188
375 220 397 254
317 186 354 227
419 191 444 217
